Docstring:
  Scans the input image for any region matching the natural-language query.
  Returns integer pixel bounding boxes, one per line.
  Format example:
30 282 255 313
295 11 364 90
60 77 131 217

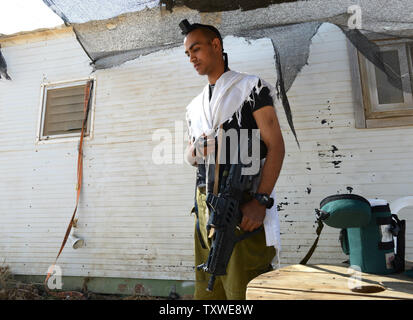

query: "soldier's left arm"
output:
239 105 285 232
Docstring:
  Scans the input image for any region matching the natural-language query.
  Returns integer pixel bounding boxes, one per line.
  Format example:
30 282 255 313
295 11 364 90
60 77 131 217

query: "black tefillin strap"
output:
223 52 229 72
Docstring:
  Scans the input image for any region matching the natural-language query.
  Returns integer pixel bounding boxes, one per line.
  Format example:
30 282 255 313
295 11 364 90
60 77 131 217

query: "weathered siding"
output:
0 30 96 277
0 22 412 283
79 35 282 279
0 28 280 280
277 23 413 265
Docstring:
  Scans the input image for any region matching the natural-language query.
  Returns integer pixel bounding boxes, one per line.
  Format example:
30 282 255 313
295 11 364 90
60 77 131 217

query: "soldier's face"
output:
184 29 217 76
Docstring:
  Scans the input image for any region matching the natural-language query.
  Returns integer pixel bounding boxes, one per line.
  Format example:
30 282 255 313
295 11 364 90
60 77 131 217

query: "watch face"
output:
255 193 273 209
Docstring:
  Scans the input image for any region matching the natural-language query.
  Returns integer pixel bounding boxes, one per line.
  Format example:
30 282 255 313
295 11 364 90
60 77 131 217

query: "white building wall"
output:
0 22 411 282
277 23 413 265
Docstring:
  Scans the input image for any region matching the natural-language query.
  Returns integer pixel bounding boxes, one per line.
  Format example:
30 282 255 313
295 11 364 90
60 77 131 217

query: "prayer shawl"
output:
185 70 282 268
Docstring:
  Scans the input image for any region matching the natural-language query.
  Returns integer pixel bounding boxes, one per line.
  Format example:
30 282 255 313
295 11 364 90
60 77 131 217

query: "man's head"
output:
181 20 227 76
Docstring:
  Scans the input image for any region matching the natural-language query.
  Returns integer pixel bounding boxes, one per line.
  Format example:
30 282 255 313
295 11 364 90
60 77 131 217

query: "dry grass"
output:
0 261 43 300
0 261 11 288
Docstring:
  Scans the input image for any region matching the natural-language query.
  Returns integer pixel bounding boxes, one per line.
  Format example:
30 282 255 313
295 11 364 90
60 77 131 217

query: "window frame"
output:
347 37 413 128
36 77 96 144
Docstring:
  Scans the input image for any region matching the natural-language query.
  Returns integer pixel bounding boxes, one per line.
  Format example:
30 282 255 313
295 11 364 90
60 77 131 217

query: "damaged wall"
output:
277 23 413 264
0 29 94 276
42 0 413 69
0 27 280 280
0 23 412 283
0 0 412 286
48 0 413 147
0 46 11 80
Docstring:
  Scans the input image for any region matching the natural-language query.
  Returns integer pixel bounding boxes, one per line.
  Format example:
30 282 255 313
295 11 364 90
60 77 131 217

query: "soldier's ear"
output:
211 38 221 52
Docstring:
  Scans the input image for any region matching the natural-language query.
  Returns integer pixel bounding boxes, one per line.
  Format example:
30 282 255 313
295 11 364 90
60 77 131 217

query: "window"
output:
348 38 413 128
37 79 95 141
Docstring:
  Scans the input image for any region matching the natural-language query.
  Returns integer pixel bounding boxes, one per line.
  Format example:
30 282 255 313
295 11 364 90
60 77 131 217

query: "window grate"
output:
39 80 94 140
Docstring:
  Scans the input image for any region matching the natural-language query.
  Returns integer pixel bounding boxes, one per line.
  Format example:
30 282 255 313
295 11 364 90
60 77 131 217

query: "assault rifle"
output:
196 163 268 291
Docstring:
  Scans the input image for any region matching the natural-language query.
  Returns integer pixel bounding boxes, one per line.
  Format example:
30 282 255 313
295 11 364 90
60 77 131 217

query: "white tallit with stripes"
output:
185 70 282 268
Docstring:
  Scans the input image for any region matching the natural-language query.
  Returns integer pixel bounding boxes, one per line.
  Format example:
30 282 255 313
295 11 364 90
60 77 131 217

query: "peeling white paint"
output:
0 23 412 282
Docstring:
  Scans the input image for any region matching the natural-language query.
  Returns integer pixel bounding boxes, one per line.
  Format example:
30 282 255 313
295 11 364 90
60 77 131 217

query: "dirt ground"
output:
0 264 168 300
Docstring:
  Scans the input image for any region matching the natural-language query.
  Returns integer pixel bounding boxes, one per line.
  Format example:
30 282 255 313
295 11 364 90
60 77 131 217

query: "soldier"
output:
182 20 285 300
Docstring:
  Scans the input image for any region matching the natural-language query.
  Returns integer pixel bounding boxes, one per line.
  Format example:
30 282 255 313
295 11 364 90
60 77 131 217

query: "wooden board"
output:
247 263 413 300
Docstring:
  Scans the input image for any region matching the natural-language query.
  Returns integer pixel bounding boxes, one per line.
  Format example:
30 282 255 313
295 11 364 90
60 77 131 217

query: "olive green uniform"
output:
193 187 276 300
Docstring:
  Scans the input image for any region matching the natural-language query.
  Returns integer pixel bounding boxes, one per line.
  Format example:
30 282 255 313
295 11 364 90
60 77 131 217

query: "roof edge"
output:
0 24 71 46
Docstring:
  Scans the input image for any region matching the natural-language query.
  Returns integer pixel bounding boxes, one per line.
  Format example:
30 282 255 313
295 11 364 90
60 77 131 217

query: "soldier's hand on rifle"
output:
239 199 266 232
184 133 215 166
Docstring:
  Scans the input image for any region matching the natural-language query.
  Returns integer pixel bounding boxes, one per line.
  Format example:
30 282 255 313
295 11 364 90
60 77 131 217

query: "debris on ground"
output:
0 262 168 300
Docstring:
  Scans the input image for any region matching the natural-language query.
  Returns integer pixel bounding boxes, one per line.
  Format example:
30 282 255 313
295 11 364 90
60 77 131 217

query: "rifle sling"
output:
213 125 223 196
208 125 223 239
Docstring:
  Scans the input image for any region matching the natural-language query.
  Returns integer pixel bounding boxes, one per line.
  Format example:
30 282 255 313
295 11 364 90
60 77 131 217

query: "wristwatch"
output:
253 193 274 209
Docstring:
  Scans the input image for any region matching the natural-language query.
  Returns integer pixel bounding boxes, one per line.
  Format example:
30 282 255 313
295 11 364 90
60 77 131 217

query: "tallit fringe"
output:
234 78 269 127
272 247 281 270
187 75 279 142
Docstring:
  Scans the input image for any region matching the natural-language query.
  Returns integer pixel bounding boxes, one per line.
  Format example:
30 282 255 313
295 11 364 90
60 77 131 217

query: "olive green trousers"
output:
193 187 276 300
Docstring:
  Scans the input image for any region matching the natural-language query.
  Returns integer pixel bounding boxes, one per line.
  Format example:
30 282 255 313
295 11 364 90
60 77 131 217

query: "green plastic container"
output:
347 200 396 275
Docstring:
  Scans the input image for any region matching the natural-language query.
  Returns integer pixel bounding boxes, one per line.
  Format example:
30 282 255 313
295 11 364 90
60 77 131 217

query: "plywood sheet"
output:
247 263 413 300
